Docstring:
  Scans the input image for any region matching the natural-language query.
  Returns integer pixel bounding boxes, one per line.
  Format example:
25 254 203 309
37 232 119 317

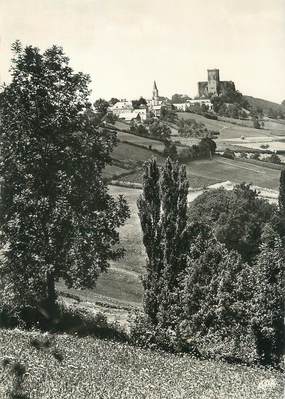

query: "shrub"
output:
54 303 128 341
188 184 279 264
3 359 28 399
222 148 235 159
251 234 285 366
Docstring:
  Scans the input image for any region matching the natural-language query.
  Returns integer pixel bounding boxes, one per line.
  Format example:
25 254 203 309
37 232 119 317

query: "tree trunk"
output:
46 271 57 313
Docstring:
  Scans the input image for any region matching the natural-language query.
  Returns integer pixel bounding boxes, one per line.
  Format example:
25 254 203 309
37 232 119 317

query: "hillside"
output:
0 329 283 399
244 95 285 114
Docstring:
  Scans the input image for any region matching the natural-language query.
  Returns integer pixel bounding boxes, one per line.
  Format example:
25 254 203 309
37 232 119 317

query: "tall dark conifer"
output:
137 158 189 326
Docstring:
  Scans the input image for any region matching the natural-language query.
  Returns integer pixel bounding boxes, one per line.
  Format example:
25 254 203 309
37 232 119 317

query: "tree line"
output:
134 159 285 367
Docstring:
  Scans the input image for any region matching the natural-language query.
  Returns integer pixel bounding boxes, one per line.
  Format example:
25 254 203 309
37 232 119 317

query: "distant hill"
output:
244 95 285 115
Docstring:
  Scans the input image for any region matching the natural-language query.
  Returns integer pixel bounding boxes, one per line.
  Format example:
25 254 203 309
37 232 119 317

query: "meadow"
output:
118 131 166 152
112 141 164 164
176 112 285 139
0 329 283 399
58 186 144 307
186 156 281 190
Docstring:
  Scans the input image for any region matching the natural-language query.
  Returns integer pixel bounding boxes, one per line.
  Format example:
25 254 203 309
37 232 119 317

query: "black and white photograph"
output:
0 0 284 397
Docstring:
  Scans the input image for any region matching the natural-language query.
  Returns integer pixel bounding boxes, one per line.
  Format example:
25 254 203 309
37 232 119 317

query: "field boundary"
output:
233 157 284 171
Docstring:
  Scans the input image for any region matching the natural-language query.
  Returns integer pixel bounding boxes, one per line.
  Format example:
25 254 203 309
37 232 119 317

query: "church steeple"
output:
152 80 159 101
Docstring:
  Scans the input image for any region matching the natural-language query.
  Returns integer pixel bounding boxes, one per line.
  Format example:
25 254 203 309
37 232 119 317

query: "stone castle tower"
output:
198 69 235 98
207 69 220 95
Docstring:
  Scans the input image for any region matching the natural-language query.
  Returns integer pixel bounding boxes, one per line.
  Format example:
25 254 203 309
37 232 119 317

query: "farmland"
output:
0 329 283 399
186 156 281 190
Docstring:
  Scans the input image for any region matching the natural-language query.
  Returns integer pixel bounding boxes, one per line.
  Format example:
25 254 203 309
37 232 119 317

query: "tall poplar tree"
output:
0 42 129 314
137 158 189 326
278 169 285 229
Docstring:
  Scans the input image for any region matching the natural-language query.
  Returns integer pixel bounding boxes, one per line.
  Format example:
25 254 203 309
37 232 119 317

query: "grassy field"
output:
114 120 130 131
103 164 130 179
58 186 145 307
113 155 282 191
186 156 281 190
0 329 283 399
112 142 164 164
176 112 285 140
59 157 281 307
118 131 166 152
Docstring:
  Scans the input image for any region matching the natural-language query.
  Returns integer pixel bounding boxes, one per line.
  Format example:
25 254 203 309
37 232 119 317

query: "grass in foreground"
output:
0 329 283 399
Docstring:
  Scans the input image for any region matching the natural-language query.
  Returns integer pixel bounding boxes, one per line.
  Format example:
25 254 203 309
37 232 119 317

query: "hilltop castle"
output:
198 69 235 98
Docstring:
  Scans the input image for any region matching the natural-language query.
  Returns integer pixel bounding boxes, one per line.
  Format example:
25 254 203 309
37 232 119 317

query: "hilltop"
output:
244 95 285 115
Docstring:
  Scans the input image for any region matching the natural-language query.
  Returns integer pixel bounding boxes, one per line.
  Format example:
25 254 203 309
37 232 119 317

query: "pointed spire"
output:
152 80 159 101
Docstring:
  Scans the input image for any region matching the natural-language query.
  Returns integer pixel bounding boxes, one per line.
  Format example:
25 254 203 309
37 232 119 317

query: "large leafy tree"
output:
0 42 129 312
178 233 256 362
251 230 285 365
188 184 278 263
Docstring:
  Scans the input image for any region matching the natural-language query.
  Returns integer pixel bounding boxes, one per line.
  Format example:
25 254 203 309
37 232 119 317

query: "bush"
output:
222 148 235 159
0 301 127 342
53 303 128 340
130 314 190 353
264 154 282 164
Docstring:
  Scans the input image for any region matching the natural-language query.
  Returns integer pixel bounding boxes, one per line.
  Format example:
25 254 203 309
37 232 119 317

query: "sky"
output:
0 0 284 103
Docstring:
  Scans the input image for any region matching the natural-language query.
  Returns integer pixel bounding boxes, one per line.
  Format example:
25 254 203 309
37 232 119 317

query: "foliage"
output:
148 120 171 141
159 105 177 123
251 233 285 366
250 152 260 160
278 169 285 216
163 141 178 160
109 97 119 106
137 173 284 366
0 42 129 313
188 184 279 263
239 152 248 159
1 329 283 399
263 153 282 164
3 358 28 399
171 93 191 104
278 169 285 234
104 112 118 124
129 121 149 137
198 137 216 158
211 87 249 119
222 148 235 159
137 158 189 325
176 139 216 163
94 98 109 115
132 97 147 109
178 118 208 138
252 116 264 129
177 232 258 363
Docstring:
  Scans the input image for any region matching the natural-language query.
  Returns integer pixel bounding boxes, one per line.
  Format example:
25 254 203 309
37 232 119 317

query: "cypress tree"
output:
278 169 285 232
137 158 189 326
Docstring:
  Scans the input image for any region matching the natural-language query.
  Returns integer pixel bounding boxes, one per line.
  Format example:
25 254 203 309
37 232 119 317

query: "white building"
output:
109 100 133 117
187 99 213 111
119 108 147 121
109 100 147 121
173 99 213 112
